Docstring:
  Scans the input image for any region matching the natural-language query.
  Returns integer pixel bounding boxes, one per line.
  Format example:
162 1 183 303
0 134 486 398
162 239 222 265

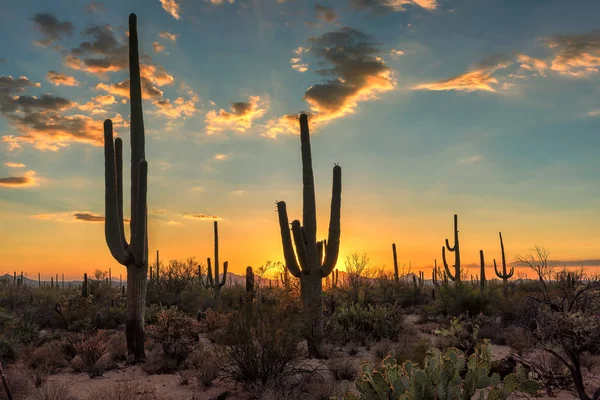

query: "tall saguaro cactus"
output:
276 113 342 358
494 232 514 284
442 214 461 285
103 13 148 362
479 250 486 291
392 243 399 284
203 221 228 310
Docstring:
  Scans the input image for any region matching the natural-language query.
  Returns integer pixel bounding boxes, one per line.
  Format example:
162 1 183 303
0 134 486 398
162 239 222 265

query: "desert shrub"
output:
145 307 198 369
504 327 534 355
373 340 393 360
346 340 540 400
437 283 496 316
0 339 17 364
0 366 29 400
85 382 160 400
71 332 110 377
433 315 479 353
188 344 218 388
199 309 231 344
32 382 74 400
326 303 404 345
107 332 127 362
0 310 39 356
390 333 431 368
220 311 307 386
27 342 67 373
327 357 358 381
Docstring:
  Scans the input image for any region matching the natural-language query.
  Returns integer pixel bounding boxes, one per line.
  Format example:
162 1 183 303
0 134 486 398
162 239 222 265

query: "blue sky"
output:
0 0 599 278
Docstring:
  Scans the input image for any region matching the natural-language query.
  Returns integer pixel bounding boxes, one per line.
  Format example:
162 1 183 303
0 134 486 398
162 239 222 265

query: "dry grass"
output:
0 366 29 400
85 382 160 400
32 382 75 400
327 357 358 381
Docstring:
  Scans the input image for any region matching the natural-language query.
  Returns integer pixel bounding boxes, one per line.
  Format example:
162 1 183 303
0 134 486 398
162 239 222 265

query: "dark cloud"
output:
0 170 38 187
31 13 74 46
231 101 252 115
73 212 104 222
303 27 395 121
315 5 338 23
66 24 128 75
96 78 164 100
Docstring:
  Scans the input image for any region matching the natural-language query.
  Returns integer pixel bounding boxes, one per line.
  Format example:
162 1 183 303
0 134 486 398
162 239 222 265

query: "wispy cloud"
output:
184 213 222 221
545 31 600 77
4 162 25 168
458 155 484 165
0 170 39 188
205 96 268 134
160 0 182 20
348 0 438 12
159 31 179 42
46 71 80 87
315 4 338 23
413 57 512 92
214 154 229 161
153 42 166 53
390 49 405 59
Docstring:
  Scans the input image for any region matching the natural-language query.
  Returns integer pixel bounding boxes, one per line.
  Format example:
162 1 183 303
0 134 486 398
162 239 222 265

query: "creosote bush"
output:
145 307 198 369
326 303 404 345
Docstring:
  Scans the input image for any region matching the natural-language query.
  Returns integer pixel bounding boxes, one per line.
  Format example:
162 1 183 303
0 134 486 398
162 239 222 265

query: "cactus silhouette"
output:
480 250 486 291
442 214 461 285
392 243 399 284
102 13 148 362
494 232 514 291
82 273 88 298
276 113 341 358
95 312 103 329
202 221 228 310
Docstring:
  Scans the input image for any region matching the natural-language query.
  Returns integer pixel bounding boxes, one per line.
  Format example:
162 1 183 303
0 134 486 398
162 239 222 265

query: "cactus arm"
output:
442 246 456 281
506 266 515 279
276 201 302 278
114 138 128 250
206 258 214 287
299 114 317 246
493 259 503 279
317 241 324 267
219 261 228 288
104 119 130 266
132 160 147 266
291 220 311 273
445 238 456 252
321 164 341 277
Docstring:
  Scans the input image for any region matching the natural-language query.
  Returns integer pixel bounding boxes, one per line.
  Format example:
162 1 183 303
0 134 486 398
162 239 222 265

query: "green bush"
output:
145 307 198 368
326 303 404 345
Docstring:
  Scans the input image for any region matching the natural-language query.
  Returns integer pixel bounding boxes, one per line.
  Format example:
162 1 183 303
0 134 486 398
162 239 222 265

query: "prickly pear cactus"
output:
342 340 540 400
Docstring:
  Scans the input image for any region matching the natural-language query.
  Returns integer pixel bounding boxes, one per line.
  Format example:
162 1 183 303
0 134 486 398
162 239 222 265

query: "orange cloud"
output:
184 213 222 221
46 71 80 86
0 170 39 188
32 211 129 223
301 27 397 125
517 54 548 76
413 58 511 92
160 0 182 19
261 114 300 139
214 154 229 160
4 162 25 168
152 90 199 119
205 96 268 134
390 49 404 59
349 0 437 12
546 32 600 77
159 32 179 42
153 42 166 53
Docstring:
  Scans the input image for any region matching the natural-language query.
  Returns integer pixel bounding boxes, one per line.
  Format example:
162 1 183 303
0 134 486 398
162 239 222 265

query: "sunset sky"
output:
1 0 599 280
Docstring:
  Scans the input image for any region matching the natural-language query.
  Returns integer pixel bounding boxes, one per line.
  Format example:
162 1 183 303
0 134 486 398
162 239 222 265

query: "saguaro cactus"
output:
479 250 486 291
202 221 228 310
494 232 514 284
103 13 148 362
442 214 461 285
392 243 399 284
276 113 341 358
245 266 254 319
82 273 88 297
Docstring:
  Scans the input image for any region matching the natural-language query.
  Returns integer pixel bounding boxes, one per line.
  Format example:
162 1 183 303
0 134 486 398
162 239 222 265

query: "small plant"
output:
433 316 478 353
145 307 198 368
32 382 74 400
72 333 110 378
188 344 218 388
327 357 358 381
344 340 541 400
327 303 404 346
85 382 160 400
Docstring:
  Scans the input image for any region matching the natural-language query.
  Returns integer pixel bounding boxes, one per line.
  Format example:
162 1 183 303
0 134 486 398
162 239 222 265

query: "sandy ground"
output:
4 314 598 399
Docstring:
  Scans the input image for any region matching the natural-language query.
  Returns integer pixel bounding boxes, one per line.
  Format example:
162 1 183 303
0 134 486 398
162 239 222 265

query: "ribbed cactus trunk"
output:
392 243 399 284
103 14 148 362
442 214 461 285
479 250 486 291
276 114 342 359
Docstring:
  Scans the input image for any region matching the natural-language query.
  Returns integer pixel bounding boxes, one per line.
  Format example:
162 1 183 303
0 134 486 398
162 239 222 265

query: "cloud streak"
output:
184 213 222 221
205 96 268 134
46 71 80 86
0 170 39 188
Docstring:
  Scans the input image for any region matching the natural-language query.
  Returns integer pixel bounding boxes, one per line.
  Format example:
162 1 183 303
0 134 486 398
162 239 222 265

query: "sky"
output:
0 0 599 281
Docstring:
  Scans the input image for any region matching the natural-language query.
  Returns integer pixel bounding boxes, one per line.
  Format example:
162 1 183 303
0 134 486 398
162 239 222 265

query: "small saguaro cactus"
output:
103 13 148 362
245 266 255 318
38 273 41 288
202 221 228 310
276 113 341 358
95 311 103 329
479 250 486 291
82 273 88 298
442 214 461 285
494 232 514 284
392 243 399 284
